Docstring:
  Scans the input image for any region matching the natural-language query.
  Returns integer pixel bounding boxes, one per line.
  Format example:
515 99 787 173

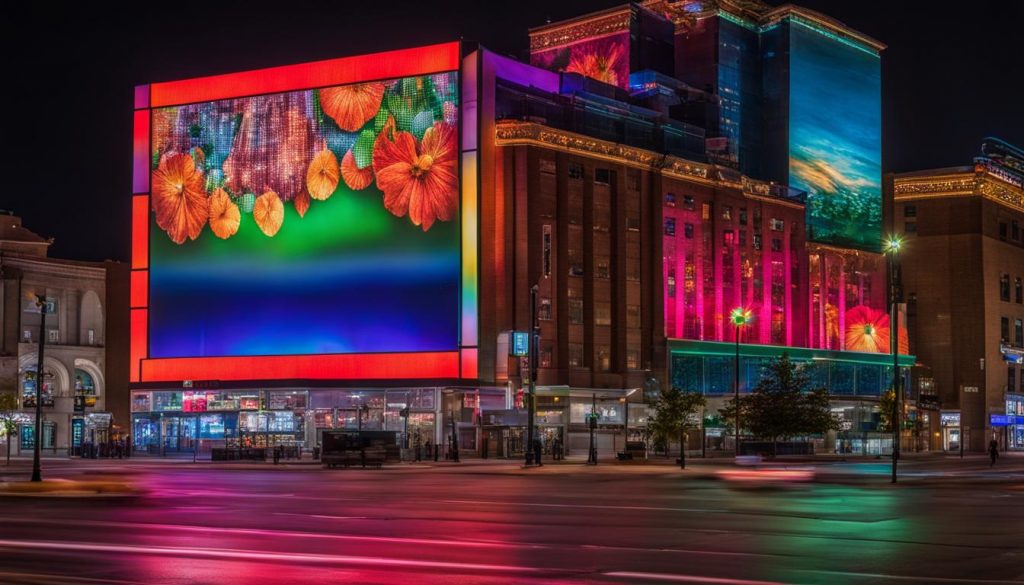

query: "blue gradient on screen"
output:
149 251 459 358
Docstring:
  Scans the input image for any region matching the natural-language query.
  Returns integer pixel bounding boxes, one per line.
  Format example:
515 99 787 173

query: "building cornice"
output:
893 170 1024 213
0 255 107 280
495 121 805 208
529 7 632 52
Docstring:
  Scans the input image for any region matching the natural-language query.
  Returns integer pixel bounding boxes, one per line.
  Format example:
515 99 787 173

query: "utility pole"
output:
587 392 598 465
885 236 903 484
30 294 47 483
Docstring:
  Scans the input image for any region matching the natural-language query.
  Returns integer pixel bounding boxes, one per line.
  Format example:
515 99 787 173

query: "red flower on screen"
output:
372 120 458 231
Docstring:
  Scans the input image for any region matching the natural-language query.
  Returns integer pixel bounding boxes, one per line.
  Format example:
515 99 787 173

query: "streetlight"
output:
884 234 904 484
526 284 539 466
729 307 753 457
30 294 48 483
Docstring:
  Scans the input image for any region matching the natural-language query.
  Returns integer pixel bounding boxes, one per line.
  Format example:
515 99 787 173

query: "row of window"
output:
664 219 787 252
22 328 98 345
545 160 643 192
538 299 641 329
998 219 1022 242
562 344 641 371
999 274 1023 303
1000 317 1024 347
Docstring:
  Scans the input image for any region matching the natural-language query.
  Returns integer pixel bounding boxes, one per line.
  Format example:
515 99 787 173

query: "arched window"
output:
75 369 96 396
21 367 56 408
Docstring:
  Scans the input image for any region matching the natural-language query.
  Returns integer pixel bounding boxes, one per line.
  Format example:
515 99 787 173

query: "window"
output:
664 193 676 207
739 208 748 225
569 300 584 324
626 217 640 231
87 329 95 345
538 298 552 321
770 218 785 232
1002 317 1011 342
597 346 611 372
684 223 694 239
569 263 585 277
664 218 676 236
595 302 611 326
904 204 917 218
702 203 712 221
739 230 747 247
626 349 640 370
627 170 641 191
771 238 782 252
595 257 610 279
723 230 734 246
627 305 641 329
1017 319 1024 346
722 206 732 221
1001 273 1011 301
999 222 1008 240
683 195 695 210
594 168 611 185
1011 367 1017 394
1016 278 1023 304
905 221 917 233
542 225 552 278
568 162 584 180
22 330 31 342
539 158 556 174
568 343 584 367
1013 220 1021 241
540 344 553 368
667 272 676 298
753 234 762 250
47 329 58 343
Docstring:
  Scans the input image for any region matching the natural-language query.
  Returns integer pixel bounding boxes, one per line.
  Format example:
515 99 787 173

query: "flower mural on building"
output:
148 72 459 243
844 305 909 354
566 42 624 87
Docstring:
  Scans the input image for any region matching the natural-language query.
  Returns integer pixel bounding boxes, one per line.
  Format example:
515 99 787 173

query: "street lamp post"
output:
31 294 47 483
885 235 904 484
587 392 598 465
526 284 539 466
729 307 753 457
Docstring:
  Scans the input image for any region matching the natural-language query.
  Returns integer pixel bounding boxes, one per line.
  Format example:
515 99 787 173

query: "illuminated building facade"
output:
128 1 910 458
888 138 1024 452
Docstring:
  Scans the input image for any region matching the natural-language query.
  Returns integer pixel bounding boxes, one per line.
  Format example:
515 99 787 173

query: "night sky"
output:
4 0 1021 262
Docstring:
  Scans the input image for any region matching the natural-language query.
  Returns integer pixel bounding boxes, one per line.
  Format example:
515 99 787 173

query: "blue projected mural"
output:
788 20 882 251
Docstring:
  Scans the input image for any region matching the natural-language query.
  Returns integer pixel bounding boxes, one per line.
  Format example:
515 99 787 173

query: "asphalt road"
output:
0 456 1022 584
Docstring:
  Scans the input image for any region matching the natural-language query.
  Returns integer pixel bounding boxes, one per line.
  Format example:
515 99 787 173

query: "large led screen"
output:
788 21 882 252
146 72 460 359
531 32 631 89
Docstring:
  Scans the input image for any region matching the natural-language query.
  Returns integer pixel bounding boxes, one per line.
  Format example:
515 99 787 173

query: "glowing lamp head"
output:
884 235 904 255
729 307 753 327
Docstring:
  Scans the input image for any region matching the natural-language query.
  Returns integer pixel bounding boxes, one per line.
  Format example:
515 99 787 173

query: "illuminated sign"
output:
510 331 530 357
131 43 476 383
788 21 882 251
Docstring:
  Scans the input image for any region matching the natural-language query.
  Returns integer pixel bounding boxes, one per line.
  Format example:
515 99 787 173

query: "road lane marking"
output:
795 569 1024 584
441 499 729 514
604 571 784 584
0 539 546 574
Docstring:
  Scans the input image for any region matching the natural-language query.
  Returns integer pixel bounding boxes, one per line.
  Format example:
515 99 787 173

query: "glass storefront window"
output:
21 369 56 408
74 369 96 395
269 391 307 410
153 391 183 411
131 392 152 412
198 414 226 439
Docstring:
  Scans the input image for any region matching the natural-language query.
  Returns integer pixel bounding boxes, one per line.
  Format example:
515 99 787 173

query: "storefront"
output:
131 386 506 457
940 411 961 452
1007 395 1024 450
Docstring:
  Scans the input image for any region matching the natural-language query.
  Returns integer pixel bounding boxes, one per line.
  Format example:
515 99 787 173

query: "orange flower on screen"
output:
372 121 458 231
319 82 386 132
341 148 373 190
253 190 285 237
152 153 209 244
306 148 340 200
208 188 240 239
294 190 311 218
844 305 909 354
566 43 623 86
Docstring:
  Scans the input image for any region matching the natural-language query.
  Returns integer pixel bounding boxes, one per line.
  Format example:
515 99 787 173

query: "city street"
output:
1 456 1022 584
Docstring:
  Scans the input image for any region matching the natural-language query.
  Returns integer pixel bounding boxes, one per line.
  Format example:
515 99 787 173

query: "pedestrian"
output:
989 438 999 467
533 437 543 467
425 438 432 461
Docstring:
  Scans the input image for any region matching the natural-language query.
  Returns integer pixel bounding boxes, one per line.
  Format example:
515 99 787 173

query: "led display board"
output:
788 21 882 252
131 43 476 382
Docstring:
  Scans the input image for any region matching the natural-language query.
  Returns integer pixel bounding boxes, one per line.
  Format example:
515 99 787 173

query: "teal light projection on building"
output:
788 19 882 252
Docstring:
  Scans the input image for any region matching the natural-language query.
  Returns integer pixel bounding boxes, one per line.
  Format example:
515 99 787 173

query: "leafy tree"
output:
878 388 896 433
731 353 839 456
0 393 19 465
649 387 706 469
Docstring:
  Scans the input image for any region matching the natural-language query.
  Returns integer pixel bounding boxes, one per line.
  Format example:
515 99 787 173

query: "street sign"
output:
510 331 530 357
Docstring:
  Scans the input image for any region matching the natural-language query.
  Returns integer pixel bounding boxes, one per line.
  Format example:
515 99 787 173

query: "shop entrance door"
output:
162 417 197 453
